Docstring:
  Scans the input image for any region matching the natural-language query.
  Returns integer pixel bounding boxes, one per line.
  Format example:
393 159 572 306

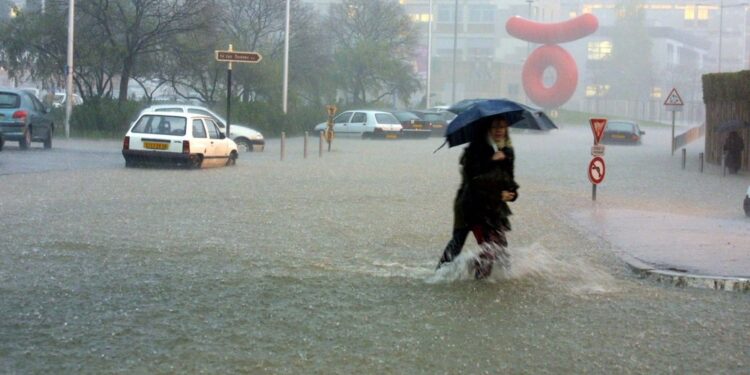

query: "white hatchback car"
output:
313 110 403 139
142 104 264 152
122 111 238 168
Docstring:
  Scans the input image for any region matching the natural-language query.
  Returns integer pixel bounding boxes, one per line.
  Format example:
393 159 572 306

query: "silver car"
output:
313 110 403 139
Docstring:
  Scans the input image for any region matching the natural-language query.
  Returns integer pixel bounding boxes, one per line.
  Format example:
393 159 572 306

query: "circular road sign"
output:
588 156 606 185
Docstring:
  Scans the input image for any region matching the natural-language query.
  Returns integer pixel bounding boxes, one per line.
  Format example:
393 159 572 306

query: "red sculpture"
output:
506 14 599 109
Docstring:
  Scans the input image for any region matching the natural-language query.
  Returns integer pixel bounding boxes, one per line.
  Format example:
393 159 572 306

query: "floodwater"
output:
1 126 749 373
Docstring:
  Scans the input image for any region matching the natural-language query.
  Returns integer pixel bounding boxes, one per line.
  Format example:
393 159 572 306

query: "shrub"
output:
66 98 141 138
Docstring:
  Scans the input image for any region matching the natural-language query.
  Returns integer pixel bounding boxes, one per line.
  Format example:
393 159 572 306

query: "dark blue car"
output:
0 88 54 149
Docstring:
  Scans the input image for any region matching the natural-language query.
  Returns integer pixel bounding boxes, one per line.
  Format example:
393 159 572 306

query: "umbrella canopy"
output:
444 99 555 147
716 119 750 133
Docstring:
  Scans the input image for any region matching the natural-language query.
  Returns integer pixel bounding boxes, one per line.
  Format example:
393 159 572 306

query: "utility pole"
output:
426 0 433 108
64 0 74 138
451 0 458 104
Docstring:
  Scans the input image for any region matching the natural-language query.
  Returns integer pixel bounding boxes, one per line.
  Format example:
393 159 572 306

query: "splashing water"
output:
427 242 618 294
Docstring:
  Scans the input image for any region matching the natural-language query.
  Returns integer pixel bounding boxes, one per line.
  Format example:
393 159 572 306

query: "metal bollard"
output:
304 131 308 159
681 148 686 170
281 132 286 161
699 152 704 173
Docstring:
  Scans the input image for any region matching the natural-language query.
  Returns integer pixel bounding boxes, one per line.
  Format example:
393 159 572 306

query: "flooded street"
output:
1 126 749 373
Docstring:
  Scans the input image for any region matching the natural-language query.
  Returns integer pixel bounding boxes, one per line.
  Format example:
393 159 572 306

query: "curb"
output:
619 253 750 292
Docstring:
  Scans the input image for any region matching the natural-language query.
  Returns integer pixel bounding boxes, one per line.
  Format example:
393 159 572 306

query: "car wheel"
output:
189 155 203 169
226 151 238 166
19 129 31 149
43 131 52 149
236 139 252 152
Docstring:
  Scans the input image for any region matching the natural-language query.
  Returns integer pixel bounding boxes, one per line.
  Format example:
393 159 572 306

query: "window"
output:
585 85 610 97
588 41 612 60
375 114 399 125
684 6 710 21
468 5 494 23
192 119 207 138
132 115 187 135
0 93 20 108
206 120 221 139
437 5 462 22
333 112 353 123
351 112 366 123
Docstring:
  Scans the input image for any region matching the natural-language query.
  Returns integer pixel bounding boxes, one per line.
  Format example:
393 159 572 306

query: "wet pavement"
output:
1 127 749 373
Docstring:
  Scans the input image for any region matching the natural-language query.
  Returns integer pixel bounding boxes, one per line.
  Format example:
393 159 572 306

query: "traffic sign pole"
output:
215 45 263 139
663 88 684 156
226 45 233 137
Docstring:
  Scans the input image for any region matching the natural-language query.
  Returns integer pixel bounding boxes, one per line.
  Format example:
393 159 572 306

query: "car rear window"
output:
607 122 635 132
419 113 444 122
131 115 187 136
393 111 420 121
0 93 21 108
375 113 400 125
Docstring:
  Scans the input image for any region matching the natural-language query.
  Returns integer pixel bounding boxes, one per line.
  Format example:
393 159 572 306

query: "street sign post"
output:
590 118 608 145
588 156 606 201
215 45 263 136
588 118 607 201
664 87 684 155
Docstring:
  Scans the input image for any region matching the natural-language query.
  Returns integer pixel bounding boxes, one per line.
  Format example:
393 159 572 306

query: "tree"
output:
77 0 215 103
327 0 420 105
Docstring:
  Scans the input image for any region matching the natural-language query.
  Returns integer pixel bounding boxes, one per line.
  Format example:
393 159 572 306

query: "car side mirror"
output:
220 133 226 139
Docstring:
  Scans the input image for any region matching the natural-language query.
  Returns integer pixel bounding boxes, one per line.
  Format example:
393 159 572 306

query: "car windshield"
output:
131 115 187 136
375 113 400 125
607 122 635 132
0 93 21 108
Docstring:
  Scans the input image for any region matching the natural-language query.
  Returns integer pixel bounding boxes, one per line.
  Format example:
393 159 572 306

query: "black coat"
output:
453 140 519 230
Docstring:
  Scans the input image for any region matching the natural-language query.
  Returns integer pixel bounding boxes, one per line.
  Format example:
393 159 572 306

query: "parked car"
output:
51 92 84 108
140 104 264 152
601 120 645 145
388 110 431 139
411 110 450 137
744 186 750 217
0 88 54 149
123 111 238 168
313 110 403 139
0 132 3 151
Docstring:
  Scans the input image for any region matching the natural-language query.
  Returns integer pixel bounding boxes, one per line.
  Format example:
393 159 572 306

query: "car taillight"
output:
182 140 190 154
12 110 28 122
122 136 130 150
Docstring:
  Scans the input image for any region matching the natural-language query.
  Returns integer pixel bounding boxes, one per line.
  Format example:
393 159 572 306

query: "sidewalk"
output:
573 208 750 292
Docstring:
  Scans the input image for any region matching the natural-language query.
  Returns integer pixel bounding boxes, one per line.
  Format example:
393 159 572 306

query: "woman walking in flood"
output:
436 116 519 279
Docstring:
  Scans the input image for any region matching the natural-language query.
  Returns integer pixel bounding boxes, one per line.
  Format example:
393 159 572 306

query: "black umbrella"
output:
444 99 526 147
716 119 750 133
448 98 558 132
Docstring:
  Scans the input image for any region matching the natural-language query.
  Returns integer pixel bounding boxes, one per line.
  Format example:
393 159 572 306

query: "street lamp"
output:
451 0 458 104
64 0 74 138
283 0 290 114
426 0 433 108
526 0 533 56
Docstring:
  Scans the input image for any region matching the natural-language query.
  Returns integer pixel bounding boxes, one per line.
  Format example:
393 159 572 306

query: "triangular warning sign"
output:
590 118 607 145
663 88 684 106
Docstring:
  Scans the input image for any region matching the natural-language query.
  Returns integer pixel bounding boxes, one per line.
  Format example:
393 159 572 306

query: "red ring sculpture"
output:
522 45 578 109
505 14 599 109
